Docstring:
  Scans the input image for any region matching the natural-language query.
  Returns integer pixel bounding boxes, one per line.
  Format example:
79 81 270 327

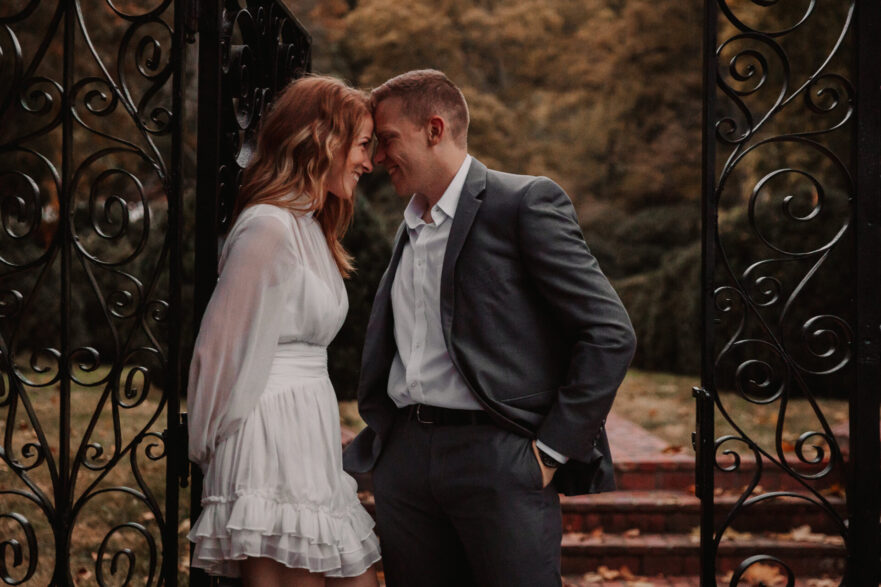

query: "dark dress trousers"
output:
343 159 636 585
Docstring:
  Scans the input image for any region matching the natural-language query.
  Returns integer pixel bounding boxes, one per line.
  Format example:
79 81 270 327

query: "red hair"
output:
232 75 370 277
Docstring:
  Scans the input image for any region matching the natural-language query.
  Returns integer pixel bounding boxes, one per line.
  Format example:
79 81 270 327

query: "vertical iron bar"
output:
164 0 188 584
191 2 221 585
698 0 718 583
56 1 73 584
848 0 881 583
194 0 221 328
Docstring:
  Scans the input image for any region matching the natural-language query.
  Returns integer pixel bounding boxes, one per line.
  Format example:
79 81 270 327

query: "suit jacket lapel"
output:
359 221 407 404
441 158 487 341
375 221 408 311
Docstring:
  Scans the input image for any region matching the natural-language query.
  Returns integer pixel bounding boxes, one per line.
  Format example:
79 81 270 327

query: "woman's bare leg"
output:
241 556 282 587
278 564 327 587
326 565 379 587
241 556 325 587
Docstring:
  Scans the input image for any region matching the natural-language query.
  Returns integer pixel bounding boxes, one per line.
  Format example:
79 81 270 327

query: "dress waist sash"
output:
267 342 328 382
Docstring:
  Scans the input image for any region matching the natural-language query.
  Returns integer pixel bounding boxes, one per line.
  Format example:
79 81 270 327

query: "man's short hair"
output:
371 69 469 147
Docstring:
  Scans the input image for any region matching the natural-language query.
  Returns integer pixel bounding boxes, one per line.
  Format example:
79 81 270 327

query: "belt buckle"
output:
415 404 435 425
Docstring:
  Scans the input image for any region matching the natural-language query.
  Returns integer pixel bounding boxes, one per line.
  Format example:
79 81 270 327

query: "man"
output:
343 69 636 587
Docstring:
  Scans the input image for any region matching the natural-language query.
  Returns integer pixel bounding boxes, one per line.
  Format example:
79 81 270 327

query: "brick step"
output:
561 574 841 586
378 576 840 587
561 532 846 577
352 459 843 495
614 455 843 493
359 491 847 536
562 490 846 535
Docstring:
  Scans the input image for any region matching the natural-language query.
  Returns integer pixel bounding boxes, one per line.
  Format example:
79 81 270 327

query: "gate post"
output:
698 0 718 583
848 0 881 583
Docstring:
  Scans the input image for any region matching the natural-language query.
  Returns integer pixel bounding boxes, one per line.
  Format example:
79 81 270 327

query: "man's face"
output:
373 98 431 197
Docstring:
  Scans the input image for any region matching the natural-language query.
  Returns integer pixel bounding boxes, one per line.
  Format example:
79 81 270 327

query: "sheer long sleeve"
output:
187 211 297 467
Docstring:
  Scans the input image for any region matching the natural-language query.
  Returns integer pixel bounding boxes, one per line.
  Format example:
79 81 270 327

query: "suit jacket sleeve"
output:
517 177 636 462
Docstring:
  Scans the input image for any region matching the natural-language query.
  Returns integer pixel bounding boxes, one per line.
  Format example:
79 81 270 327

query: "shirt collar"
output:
403 155 473 230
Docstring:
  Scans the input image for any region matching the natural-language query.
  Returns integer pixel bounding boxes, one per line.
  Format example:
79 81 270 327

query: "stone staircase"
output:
557 413 846 582
353 412 848 584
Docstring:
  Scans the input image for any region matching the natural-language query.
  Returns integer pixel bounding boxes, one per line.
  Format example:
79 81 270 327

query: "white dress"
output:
186 203 380 578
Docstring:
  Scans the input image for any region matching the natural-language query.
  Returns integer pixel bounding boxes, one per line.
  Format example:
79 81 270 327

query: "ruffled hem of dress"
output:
187 492 380 578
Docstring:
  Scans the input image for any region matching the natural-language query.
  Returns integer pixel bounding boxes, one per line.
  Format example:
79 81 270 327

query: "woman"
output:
187 76 380 587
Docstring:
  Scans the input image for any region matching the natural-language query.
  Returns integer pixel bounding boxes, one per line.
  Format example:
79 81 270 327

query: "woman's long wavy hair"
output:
231 75 370 277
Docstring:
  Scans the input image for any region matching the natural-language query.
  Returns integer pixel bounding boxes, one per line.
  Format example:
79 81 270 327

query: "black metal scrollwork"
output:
214 0 311 232
702 0 858 582
0 0 183 584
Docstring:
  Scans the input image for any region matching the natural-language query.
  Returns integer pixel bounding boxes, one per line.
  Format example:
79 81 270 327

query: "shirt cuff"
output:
535 440 569 465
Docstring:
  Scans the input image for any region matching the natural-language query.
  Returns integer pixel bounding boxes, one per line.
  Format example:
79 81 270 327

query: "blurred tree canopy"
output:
292 0 854 382
301 0 703 217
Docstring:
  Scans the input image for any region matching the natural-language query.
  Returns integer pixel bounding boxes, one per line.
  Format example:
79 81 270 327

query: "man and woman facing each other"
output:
187 69 636 587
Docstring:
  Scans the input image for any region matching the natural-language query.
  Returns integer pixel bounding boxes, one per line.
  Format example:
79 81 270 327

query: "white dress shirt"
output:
387 155 478 410
386 155 568 463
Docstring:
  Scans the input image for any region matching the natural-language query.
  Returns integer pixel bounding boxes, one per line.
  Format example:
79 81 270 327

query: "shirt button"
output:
409 382 417 390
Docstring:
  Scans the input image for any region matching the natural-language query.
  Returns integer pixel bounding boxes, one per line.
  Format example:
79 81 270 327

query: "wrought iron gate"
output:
0 0 308 585
698 0 880 584
0 0 189 585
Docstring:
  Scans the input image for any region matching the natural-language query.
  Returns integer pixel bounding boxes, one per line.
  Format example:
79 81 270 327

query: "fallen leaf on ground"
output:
821 483 845 497
789 524 815 541
623 528 640 537
741 562 787 586
662 444 684 454
74 567 92 585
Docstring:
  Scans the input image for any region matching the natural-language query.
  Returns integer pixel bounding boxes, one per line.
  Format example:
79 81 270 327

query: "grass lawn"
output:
612 369 850 455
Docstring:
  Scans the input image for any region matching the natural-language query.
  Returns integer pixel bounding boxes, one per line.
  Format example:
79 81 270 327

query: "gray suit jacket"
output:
342 159 636 495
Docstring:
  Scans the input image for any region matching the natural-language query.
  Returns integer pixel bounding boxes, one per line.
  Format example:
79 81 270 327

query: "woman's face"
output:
327 116 374 200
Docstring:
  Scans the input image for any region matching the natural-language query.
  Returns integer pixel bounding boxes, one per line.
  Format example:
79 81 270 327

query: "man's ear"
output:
426 115 445 146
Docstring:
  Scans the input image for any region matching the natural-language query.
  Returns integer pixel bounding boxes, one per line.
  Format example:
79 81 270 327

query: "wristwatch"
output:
537 446 562 469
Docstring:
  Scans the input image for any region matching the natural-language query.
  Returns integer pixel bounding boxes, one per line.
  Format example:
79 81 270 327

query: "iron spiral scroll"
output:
701 0 858 582
0 0 185 585
212 0 311 234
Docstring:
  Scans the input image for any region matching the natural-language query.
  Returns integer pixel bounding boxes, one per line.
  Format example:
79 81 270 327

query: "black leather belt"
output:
403 404 493 426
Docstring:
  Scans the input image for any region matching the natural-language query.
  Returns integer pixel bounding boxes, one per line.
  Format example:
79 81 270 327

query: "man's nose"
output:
373 146 385 166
